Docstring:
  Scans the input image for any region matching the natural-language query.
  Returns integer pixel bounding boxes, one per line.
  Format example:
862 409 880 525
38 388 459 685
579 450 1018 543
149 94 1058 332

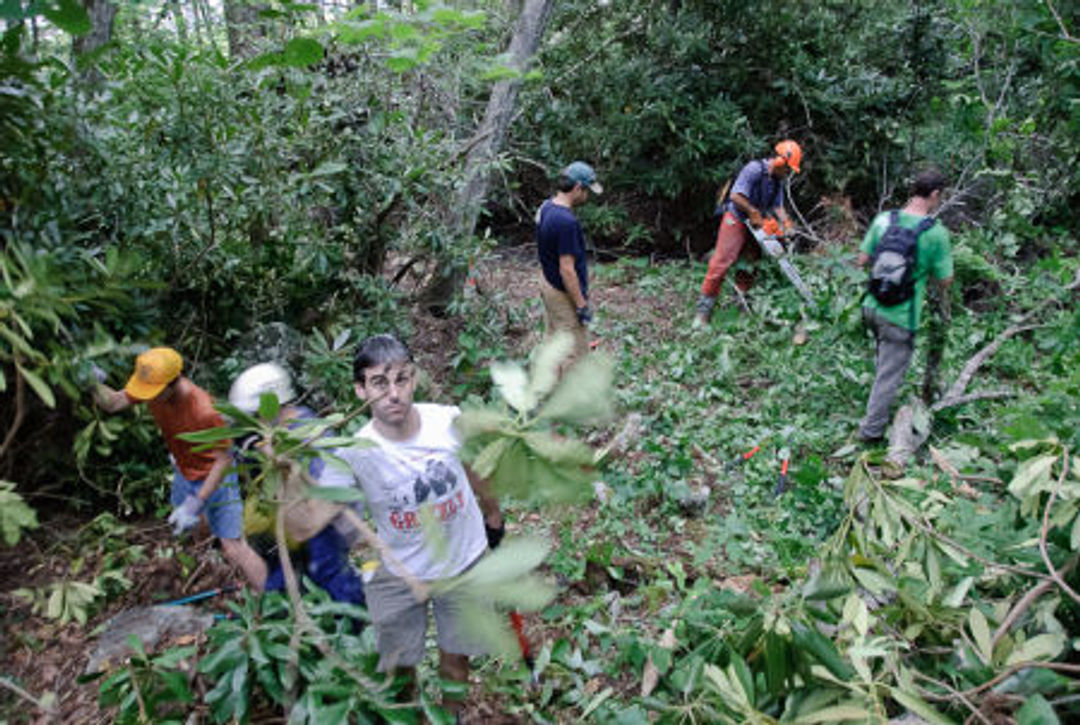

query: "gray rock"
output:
86 605 215 674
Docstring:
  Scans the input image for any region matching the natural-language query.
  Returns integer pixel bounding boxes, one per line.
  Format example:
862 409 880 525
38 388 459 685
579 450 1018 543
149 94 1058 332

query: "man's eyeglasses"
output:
366 368 414 395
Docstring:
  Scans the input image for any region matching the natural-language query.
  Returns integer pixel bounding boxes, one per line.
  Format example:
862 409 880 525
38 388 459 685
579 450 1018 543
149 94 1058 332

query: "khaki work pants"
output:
540 277 589 370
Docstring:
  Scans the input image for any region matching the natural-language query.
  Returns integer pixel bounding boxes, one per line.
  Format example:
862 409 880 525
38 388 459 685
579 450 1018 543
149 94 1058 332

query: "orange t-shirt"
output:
139 381 226 481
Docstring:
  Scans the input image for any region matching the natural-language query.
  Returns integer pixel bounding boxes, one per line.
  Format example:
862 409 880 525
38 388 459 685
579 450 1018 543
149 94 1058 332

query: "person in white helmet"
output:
229 363 366 616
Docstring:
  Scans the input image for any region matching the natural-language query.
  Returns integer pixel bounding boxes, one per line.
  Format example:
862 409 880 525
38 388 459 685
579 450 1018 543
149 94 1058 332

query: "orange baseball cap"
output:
125 347 183 400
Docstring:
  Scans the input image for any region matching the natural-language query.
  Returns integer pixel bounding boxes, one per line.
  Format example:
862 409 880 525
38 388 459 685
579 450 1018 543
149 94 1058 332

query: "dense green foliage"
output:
2 0 1080 721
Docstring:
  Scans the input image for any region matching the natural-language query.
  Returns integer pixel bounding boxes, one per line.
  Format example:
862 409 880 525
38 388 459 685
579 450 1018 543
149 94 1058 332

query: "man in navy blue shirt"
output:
536 161 602 368
694 140 802 327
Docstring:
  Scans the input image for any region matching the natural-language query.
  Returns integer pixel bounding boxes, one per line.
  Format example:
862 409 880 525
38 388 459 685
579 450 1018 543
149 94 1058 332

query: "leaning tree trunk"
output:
73 0 117 83
421 0 556 313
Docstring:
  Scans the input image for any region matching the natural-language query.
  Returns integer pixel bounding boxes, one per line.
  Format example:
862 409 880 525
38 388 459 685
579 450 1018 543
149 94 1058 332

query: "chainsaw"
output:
750 224 814 305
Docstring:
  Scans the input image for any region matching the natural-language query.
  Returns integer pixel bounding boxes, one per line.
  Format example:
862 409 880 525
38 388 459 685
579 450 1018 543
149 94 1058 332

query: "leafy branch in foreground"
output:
456 332 615 504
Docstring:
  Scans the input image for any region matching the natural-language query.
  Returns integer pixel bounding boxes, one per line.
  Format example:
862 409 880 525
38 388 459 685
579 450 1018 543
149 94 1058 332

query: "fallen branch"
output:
918 661 1080 703
941 324 1040 403
931 389 1015 413
992 553 1079 648
0 676 56 716
1039 449 1080 607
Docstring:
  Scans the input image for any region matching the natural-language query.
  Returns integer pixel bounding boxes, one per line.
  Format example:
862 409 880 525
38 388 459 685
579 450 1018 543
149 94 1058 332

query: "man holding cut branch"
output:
319 334 503 715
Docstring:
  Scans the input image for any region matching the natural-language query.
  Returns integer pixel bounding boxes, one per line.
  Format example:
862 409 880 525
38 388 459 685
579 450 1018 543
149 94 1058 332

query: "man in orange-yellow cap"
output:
694 140 802 327
93 347 266 590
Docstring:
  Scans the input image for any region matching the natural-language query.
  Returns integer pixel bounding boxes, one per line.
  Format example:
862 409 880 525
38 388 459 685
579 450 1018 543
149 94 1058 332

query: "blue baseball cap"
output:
562 161 603 194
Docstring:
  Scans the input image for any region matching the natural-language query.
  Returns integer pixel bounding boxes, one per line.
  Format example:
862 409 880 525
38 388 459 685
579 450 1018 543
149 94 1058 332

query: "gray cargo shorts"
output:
365 557 491 671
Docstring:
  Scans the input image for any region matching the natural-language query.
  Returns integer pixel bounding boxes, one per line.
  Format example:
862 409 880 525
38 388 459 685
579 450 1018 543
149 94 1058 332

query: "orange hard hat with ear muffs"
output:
773 140 803 174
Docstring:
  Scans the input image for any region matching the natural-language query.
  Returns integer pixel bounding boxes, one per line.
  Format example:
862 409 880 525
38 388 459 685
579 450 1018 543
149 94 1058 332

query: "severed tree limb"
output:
911 671 991 725
918 661 1080 703
940 324 1040 404
1039 450 1080 607
885 284 1070 470
0 676 56 716
273 500 396 715
931 389 1015 413
992 553 1079 648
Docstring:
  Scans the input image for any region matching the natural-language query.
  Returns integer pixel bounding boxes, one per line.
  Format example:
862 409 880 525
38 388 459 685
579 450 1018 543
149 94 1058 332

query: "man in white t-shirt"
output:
320 334 503 715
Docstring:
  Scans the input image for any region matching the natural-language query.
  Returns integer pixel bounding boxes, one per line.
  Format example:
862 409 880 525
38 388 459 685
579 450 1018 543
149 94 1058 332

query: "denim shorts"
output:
170 466 242 539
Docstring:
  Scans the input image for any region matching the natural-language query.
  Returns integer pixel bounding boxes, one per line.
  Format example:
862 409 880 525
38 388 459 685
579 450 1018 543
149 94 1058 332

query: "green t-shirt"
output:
860 210 953 331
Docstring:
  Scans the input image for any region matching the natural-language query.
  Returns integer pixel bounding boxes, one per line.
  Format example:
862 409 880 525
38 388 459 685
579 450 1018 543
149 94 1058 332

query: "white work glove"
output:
761 237 785 259
168 495 205 535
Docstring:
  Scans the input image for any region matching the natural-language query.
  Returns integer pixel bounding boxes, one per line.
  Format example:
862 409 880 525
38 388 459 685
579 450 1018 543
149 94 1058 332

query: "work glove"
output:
75 361 108 388
486 521 506 550
576 305 593 326
168 495 205 535
761 218 782 237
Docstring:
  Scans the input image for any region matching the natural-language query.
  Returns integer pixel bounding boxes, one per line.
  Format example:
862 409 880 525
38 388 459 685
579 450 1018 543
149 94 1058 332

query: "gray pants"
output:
859 307 915 439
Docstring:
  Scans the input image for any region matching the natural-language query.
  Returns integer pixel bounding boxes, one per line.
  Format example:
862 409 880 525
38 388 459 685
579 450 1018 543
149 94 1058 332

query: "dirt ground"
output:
0 246 698 724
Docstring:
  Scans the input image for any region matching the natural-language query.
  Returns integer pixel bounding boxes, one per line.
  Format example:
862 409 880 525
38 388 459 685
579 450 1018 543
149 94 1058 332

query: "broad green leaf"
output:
0 481 39 545
258 391 280 421
580 687 614 720
890 688 955 725
470 436 513 479
283 37 323 67
177 426 247 443
308 161 348 177
969 607 992 665
1071 514 1080 551
943 576 974 608
851 567 895 595
522 432 594 466
490 360 533 413
451 536 550 587
527 331 573 402
535 353 614 424
16 364 54 408
454 407 512 440
1008 454 1057 499
1015 694 1060 725
41 0 91 35
794 705 873 723
1005 632 1066 666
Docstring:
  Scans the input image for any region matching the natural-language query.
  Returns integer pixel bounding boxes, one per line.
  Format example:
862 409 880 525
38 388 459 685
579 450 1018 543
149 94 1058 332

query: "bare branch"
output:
1039 449 1080 606
1045 0 1079 43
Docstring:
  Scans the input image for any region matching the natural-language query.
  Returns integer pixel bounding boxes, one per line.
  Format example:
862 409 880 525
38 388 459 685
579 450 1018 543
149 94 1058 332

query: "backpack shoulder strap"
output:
914 215 936 236
889 209 900 226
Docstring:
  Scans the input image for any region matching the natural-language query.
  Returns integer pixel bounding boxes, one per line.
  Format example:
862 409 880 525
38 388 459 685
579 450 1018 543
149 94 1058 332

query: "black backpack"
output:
867 210 936 306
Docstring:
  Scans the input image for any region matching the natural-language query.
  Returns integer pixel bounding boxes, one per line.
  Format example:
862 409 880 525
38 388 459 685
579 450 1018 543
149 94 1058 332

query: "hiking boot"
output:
693 294 717 329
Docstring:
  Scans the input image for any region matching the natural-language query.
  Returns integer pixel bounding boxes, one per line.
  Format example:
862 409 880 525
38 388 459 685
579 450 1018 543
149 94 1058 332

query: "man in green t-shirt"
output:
856 169 954 442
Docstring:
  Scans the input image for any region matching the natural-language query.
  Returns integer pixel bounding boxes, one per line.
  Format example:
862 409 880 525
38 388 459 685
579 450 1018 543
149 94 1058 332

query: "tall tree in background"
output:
73 0 116 81
422 0 556 312
224 0 268 60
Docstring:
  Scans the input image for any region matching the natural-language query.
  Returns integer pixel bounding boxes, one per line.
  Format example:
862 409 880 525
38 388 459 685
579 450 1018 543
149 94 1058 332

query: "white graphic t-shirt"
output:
324 403 487 581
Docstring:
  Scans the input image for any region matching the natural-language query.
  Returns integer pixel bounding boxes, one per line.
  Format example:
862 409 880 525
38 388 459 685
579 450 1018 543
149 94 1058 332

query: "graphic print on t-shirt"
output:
385 457 465 534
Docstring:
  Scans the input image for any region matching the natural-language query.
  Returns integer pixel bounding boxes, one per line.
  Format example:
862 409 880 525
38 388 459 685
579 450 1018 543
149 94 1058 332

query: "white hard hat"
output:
228 363 295 414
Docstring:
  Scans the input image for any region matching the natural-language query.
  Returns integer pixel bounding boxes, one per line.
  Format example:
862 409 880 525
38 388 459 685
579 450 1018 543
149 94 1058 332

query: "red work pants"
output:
699 211 761 297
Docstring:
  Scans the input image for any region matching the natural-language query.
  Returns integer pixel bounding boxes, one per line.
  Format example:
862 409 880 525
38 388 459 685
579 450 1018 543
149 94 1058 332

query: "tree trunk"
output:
224 0 268 61
421 0 556 313
73 0 117 82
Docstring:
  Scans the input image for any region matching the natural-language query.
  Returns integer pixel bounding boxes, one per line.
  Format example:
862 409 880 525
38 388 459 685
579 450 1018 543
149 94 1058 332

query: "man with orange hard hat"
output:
694 140 803 327
93 347 267 590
